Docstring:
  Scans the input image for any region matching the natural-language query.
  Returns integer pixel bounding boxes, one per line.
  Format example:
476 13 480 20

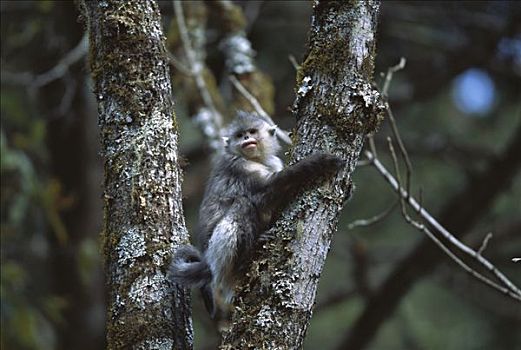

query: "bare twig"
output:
288 54 300 71
229 75 268 119
56 72 77 116
166 51 191 76
229 75 292 145
2 34 88 89
387 107 413 200
368 59 521 300
356 158 372 167
34 34 88 88
439 272 521 319
367 133 378 158
1 70 34 87
382 57 406 98
364 150 521 301
347 201 398 230
416 186 424 215
173 0 224 149
477 232 493 256
381 59 413 206
387 137 410 221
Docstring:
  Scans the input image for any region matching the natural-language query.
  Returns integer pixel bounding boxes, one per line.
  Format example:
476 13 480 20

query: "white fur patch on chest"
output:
243 160 274 180
243 156 283 181
265 155 284 173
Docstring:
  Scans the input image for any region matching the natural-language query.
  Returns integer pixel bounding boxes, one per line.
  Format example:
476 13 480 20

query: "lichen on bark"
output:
207 0 276 116
220 1 382 349
81 1 192 349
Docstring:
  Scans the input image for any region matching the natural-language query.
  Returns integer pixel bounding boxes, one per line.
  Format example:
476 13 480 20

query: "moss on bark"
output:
220 1 382 348
82 1 192 349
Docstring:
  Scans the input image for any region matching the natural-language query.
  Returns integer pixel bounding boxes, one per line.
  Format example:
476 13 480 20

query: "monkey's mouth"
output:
242 140 258 150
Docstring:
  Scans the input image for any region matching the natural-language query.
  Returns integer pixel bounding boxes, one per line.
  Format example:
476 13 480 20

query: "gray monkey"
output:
170 111 343 318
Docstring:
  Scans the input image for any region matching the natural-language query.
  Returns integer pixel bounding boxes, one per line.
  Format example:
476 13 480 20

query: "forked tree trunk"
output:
81 1 192 349
220 1 383 348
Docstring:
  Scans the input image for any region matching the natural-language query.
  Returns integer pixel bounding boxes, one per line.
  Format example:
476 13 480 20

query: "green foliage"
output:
304 297 364 349
78 238 101 287
0 88 68 349
37 0 55 14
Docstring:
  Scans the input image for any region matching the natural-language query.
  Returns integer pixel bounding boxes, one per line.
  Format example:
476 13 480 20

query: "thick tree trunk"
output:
220 1 383 349
81 1 192 349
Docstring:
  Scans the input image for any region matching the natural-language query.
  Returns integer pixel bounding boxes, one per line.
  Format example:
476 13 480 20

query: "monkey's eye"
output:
248 128 258 134
235 132 243 138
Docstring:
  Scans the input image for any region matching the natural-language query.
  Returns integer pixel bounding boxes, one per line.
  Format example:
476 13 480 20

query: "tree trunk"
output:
81 1 192 349
220 1 383 349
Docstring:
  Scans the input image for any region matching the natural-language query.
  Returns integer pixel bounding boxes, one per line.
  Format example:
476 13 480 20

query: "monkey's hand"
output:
258 152 345 235
272 152 344 190
265 152 344 199
302 152 345 174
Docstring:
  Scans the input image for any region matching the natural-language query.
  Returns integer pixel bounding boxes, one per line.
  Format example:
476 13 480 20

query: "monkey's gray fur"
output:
170 111 343 318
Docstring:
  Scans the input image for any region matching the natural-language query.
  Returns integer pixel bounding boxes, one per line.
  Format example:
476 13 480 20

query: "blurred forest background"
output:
1 1 520 350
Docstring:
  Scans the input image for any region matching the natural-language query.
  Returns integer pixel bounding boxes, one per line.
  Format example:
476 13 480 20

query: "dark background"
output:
1 1 520 349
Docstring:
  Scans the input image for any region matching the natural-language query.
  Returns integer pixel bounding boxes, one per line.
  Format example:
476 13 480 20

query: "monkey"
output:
169 111 343 319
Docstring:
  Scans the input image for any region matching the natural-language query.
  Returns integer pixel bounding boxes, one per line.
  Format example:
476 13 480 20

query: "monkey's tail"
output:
169 245 212 288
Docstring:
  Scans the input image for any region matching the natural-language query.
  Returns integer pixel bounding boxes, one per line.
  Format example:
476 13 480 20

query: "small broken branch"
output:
477 232 493 256
347 201 398 230
288 54 300 71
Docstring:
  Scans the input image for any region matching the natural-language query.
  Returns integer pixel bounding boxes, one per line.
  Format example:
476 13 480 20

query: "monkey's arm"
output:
262 153 343 213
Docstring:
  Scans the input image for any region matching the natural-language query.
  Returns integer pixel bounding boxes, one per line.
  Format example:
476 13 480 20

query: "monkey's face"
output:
234 127 263 159
227 122 277 160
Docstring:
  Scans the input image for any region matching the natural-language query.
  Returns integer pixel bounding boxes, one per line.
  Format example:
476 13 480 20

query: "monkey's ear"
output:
222 136 230 146
269 126 277 136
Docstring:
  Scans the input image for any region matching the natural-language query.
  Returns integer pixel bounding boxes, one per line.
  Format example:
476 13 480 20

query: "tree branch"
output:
208 0 277 116
173 0 224 151
337 118 521 350
366 149 521 300
1 34 88 89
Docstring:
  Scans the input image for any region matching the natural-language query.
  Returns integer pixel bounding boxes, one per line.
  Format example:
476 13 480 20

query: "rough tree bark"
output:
221 1 384 349
81 1 192 349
